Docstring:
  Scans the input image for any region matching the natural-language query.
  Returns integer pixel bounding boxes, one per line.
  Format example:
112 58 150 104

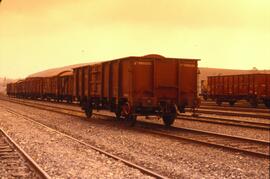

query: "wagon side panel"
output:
120 59 133 101
102 62 111 98
132 59 154 106
110 61 120 100
178 60 198 107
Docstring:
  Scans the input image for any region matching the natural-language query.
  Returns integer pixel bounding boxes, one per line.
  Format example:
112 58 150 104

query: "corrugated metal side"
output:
111 61 120 99
73 69 78 98
178 59 198 107
207 73 270 99
102 62 111 98
90 64 102 97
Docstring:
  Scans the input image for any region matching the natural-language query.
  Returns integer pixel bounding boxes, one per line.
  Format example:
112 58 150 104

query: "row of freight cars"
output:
201 74 270 108
7 70 74 103
7 54 200 126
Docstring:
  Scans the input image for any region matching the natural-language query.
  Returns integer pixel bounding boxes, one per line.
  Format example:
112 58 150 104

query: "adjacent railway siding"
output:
0 129 50 179
2 96 270 157
94 115 270 158
199 104 270 114
3 96 270 136
2 96 270 141
0 98 269 178
141 125 269 158
3 96 270 124
191 108 270 119
177 113 270 130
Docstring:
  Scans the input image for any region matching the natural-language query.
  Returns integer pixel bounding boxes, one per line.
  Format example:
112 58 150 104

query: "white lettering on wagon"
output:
134 62 152 65
179 64 196 67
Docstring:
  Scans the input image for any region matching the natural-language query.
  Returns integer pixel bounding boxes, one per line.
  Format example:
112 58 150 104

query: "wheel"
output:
125 115 137 127
249 99 258 108
85 108 93 118
216 100 222 106
115 111 121 121
115 104 122 121
162 114 176 127
229 101 236 106
178 106 185 113
84 103 93 118
264 100 270 108
116 102 136 126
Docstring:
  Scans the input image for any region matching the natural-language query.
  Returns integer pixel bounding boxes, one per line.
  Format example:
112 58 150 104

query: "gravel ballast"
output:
172 117 270 141
8 97 270 140
0 99 269 178
0 106 153 178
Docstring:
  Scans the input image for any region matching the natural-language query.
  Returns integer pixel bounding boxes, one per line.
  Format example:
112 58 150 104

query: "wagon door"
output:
178 61 197 107
154 60 178 102
223 76 229 96
110 61 120 100
239 75 249 97
84 66 90 98
208 76 213 97
254 74 267 97
90 64 102 97
132 60 154 105
228 76 234 96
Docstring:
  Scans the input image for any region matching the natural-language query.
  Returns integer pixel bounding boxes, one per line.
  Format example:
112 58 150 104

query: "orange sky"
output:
1 0 270 78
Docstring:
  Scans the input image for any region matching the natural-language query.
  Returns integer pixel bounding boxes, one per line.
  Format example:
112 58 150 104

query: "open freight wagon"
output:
206 73 270 108
73 54 199 126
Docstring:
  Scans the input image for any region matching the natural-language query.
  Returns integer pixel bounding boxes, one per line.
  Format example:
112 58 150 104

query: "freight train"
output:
6 54 200 126
201 74 270 108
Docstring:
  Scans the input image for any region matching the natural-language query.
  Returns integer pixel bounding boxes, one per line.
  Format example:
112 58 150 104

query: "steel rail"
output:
0 128 51 179
56 113 270 159
177 114 270 130
199 105 269 113
1 98 270 159
134 127 270 159
3 97 270 131
3 97 269 130
3 106 168 179
191 108 270 119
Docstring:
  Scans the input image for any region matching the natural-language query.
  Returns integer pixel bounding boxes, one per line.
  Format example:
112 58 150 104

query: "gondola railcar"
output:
74 54 199 126
206 73 270 108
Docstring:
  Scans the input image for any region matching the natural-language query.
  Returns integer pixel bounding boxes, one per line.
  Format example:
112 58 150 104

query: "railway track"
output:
2 97 269 130
0 128 50 179
188 108 270 119
135 122 270 159
199 105 269 114
3 106 167 179
177 114 270 130
94 113 270 159
5 96 270 120
1 97 269 159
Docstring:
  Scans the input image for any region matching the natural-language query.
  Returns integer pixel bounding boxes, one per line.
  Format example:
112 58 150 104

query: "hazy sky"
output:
1 0 270 78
